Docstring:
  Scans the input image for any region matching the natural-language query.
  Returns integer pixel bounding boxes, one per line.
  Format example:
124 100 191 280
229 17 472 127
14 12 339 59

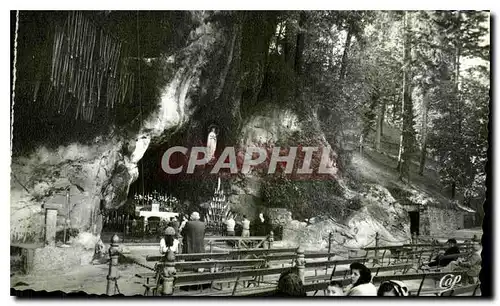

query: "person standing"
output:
178 215 188 233
181 212 206 254
169 216 180 236
225 215 236 248
241 215 250 238
253 212 268 237
226 215 236 237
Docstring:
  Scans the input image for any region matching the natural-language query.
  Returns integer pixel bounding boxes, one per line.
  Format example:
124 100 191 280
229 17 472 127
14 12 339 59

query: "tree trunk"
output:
375 100 386 152
397 11 413 184
283 18 297 68
323 18 352 151
339 24 353 83
397 130 403 171
359 134 364 157
380 100 385 136
418 88 429 176
455 11 462 135
392 94 399 122
294 11 307 75
397 13 408 172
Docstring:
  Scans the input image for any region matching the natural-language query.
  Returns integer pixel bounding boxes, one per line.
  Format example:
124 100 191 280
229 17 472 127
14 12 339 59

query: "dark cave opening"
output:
126 122 234 216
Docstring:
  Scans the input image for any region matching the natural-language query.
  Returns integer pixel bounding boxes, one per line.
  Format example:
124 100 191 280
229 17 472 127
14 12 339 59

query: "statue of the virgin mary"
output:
206 125 218 162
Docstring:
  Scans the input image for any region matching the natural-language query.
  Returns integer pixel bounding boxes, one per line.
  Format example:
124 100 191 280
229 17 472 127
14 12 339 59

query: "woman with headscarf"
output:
343 262 377 296
377 280 410 296
159 226 179 254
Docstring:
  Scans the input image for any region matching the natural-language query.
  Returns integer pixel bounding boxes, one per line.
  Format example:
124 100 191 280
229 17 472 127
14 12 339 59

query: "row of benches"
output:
133 245 477 296
363 242 473 265
91 231 479 297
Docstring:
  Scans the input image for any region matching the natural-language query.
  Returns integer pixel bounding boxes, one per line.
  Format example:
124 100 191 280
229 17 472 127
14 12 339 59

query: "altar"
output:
138 203 179 223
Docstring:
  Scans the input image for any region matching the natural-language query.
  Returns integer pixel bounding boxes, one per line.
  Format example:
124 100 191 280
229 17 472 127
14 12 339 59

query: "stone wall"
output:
32 247 94 275
266 208 292 227
419 206 431 236
421 206 465 237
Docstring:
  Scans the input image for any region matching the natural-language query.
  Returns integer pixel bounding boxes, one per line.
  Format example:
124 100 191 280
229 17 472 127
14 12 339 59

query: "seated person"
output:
273 270 307 297
327 262 377 296
422 238 460 269
91 238 106 264
377 280 410 296
326 281 345 296
160 227 179 254
446 241 482 284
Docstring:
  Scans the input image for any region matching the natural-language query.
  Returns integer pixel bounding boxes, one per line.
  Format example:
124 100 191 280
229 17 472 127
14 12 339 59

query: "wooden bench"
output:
419 252 473 272
136 258 270 295
440 283 481 296
205 236 269 250
171 266 293 296
139 247 339 295
363 245 413 264
363 244 472 266
169 260 410 296
136 255 470 296
146 247 298 262
305 262 412 296
376 270 470 296
304 257 372 282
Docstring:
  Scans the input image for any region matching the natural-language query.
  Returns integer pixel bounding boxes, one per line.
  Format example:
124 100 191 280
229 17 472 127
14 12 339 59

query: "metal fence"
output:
102 216 284 243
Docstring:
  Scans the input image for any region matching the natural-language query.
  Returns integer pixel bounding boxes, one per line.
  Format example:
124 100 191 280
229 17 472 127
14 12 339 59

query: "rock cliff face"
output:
10 13 219 242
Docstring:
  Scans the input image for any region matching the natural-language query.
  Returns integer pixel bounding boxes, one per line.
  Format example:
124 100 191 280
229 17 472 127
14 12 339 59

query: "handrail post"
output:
268 231 274 250
296 247 305 284
161 249 176 296
412 232 417 260
328 232 333 261
374 232 380 264
106 234 120 296
177 234 183 254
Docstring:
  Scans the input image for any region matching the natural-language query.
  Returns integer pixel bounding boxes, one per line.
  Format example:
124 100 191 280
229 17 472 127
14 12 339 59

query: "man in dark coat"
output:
426 238 461 268
181 212 205 254
253 212 269 237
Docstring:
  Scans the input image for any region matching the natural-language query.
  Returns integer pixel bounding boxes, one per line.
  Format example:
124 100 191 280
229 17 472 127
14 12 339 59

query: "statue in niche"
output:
206 125 219 162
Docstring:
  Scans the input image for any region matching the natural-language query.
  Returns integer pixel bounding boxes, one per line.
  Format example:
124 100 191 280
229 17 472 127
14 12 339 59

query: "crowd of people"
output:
158 211 272 255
